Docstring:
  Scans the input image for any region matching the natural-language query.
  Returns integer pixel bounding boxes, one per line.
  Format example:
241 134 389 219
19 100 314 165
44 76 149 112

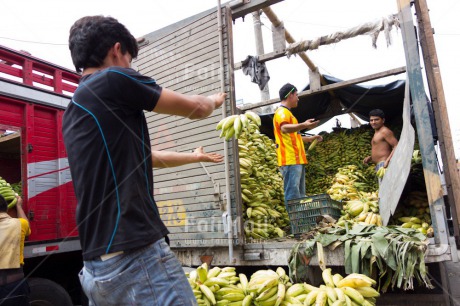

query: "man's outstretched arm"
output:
152 147 223 168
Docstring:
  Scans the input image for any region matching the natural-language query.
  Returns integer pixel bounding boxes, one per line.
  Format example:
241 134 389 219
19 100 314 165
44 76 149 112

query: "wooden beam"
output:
230 0 284 19
397 0 449 246
262 6 317 72
238 66 406 110
234 50 285 70
414 0 460 240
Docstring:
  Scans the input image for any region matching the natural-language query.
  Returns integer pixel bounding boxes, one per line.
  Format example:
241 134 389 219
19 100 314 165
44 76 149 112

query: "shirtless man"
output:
363 109 398 172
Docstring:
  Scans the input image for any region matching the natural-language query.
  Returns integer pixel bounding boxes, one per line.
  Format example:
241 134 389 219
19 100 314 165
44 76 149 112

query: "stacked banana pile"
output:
0 176 18 209
337 195 382 227
390 191 434 236
325 165 383 227
187 263 380 306
305 127 374 195
302 268 380 306
216 111 261 140
326 165 377 202
187 264 290 306
215 111 289 239
188 264 242 305
239 127 290 240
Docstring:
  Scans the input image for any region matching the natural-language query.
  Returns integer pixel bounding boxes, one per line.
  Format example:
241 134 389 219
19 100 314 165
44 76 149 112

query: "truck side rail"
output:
0 45 79 95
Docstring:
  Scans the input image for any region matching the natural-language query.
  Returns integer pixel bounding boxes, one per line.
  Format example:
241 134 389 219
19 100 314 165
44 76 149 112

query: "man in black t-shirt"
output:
64 16 226 306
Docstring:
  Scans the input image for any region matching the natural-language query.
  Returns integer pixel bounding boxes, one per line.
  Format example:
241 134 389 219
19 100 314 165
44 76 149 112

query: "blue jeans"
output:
79 238 197 306
280 164 306 202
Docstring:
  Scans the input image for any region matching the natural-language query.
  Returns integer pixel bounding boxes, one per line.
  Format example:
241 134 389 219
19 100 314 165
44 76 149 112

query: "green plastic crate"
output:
286 194 342 236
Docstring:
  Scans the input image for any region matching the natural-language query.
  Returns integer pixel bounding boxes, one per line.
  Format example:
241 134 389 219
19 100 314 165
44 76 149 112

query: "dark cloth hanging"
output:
241 55 270 90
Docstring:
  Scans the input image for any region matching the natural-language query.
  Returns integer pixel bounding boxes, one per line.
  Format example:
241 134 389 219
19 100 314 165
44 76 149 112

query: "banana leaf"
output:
289 222 433 291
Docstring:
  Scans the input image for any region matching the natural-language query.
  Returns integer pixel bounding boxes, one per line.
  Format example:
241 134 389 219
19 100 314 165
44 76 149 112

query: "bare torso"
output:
371 126 393 163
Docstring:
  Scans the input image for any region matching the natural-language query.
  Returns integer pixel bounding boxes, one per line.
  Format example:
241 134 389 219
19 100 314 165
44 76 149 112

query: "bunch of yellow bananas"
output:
188 263 242 306
187 265 291 306
216 111 261 141
390 190 433 236
246 268 291 306
324 165 385 227
0 176 19 209
187 264 381 306
238 126 289 240
326 165 375 202
376 167 386 179
336 196 382 226
301 268 380 306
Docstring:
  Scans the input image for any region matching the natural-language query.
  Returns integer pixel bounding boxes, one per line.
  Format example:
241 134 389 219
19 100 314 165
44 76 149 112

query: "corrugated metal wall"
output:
135 7 239 248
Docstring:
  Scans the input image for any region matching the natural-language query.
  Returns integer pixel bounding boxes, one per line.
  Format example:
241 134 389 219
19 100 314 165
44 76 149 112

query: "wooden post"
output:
261 6 343 103
414 0 460 241
252 10 271 105
262 6 317 72
397 0 450 246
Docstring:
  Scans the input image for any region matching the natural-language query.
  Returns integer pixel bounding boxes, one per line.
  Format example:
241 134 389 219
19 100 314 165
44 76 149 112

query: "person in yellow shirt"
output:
0 195 31 306
274 83 322 202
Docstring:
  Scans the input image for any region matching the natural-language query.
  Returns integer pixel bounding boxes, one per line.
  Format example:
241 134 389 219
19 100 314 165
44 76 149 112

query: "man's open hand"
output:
303 118 319 130
194 146 224 163
208 92 227 109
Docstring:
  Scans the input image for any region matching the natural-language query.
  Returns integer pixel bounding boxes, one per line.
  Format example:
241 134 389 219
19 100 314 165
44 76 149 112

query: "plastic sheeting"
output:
259 74 405 140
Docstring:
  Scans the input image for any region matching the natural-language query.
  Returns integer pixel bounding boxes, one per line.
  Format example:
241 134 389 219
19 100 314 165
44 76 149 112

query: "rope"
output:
285 14 400 57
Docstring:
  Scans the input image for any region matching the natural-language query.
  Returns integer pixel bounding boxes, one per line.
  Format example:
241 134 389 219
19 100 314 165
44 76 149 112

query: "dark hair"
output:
279 83 297 101
0 194 7 212
69 16 139 73
369 109 385 119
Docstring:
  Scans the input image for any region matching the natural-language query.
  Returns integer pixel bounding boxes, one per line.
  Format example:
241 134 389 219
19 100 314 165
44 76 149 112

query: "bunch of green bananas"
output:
11 181 22 197
411 150 422 165
390 191 433 236
238 126 289 240
305 126 374 195
0 176 19 209
410 149 425 187
216 111 261 140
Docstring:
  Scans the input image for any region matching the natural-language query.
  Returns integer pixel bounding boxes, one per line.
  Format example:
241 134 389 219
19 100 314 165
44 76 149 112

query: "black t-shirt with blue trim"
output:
63 67 168 260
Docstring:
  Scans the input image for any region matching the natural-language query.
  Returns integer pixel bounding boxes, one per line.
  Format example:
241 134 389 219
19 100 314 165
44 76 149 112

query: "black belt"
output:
0 267 24 286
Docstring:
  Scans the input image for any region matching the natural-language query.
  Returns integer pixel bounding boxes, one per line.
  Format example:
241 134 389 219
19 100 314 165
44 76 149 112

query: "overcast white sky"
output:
1 0 459 156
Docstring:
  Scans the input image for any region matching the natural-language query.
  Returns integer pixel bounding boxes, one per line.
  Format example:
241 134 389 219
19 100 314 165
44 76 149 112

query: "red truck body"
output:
0 97 78 241
0 45 80 243
1 45 83 305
